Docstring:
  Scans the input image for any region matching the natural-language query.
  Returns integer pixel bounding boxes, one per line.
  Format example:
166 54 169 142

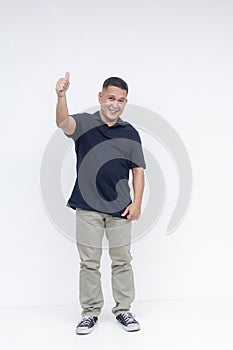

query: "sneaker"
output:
76 316 98 335
116 312 140 332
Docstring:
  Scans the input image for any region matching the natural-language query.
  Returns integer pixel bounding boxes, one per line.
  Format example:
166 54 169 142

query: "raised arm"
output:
55 72 76 135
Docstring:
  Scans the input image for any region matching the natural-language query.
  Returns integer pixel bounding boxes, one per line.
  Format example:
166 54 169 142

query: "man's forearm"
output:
121 167 144 220
56 95 69 127
132 167 145 205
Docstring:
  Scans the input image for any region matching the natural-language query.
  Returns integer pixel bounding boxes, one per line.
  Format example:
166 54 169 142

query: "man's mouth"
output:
109 108 119 114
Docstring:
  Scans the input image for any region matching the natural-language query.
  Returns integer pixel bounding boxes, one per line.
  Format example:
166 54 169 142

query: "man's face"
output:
98 86 128 125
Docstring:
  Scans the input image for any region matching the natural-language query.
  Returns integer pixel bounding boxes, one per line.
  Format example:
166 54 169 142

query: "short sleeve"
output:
64 114 82 141
128 128 146 169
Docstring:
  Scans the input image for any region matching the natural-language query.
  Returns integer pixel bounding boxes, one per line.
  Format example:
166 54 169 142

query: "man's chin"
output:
106 113 120 121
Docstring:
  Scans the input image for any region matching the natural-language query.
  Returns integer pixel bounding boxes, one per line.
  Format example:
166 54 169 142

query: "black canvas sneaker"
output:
116 312 140 332
76 316 98 335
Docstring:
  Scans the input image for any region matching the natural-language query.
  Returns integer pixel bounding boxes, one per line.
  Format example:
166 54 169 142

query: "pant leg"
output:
76 208 105 317
105 216 135 316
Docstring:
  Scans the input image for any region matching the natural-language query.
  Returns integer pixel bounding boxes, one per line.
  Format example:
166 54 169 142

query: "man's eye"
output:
118 99 125 103
108 96 114 101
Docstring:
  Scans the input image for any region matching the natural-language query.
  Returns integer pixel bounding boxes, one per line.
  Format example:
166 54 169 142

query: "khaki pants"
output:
76 208 135 317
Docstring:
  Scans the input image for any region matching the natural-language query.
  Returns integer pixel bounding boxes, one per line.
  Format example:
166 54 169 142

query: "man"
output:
55 73 146 334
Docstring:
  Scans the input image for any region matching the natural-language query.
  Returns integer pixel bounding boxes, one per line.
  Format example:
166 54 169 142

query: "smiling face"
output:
98 85 128 126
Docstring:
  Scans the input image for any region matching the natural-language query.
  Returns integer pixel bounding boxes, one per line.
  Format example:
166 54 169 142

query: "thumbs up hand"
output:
56 72 70 97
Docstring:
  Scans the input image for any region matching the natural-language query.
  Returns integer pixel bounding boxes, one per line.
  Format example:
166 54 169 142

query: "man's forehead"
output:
103 85 127 97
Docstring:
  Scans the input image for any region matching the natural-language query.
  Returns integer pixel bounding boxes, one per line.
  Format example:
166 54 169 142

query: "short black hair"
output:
102 77 128 95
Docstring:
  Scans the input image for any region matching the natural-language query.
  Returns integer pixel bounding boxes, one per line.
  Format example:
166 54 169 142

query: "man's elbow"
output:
56 117 69 129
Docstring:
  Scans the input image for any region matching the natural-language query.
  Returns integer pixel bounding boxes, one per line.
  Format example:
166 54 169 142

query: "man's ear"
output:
98 91 102 103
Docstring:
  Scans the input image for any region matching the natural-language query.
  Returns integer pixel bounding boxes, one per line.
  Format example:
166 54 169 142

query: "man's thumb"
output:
121 207 128 217
65 72 70 80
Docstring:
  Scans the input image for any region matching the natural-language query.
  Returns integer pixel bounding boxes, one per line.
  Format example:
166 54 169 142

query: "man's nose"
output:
112 101 119 108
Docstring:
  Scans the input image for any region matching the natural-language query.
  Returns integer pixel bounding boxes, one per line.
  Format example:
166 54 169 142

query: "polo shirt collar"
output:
93 111 127 127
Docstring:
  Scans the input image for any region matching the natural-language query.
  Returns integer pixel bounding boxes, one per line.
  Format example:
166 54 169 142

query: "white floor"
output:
0 298 233 350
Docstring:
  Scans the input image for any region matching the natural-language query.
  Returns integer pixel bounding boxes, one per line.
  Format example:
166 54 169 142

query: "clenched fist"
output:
56 72 70 97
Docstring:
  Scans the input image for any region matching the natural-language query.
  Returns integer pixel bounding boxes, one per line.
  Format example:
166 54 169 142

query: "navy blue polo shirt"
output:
64 111 146 217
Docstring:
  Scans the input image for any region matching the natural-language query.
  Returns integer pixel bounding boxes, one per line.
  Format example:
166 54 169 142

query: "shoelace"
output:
79 316 94 327
121 312 136 323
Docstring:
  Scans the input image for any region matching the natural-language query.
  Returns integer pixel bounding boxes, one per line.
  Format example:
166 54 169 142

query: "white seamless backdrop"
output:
1 0 233 308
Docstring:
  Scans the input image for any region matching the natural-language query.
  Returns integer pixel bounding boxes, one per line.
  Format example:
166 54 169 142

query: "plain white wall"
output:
1 0 233 308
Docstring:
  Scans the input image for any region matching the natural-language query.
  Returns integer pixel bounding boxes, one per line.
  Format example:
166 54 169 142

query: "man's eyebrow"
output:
108 94 126 100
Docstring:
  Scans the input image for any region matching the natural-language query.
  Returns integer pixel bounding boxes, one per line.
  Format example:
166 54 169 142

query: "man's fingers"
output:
57 73 70 94
121 207 129 217
58 82 66 93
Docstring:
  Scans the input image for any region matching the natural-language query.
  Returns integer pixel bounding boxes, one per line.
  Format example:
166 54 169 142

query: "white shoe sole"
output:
76 322 98 335
117 320 141 332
